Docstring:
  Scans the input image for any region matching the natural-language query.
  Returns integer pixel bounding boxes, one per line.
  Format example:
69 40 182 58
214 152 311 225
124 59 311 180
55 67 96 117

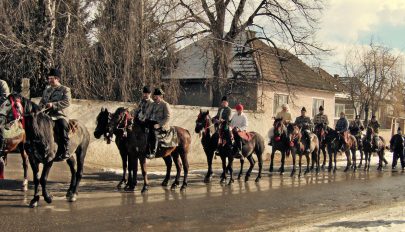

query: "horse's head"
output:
195 109 210 133
94 107 112 140
111 107 130 134
273 118 284 132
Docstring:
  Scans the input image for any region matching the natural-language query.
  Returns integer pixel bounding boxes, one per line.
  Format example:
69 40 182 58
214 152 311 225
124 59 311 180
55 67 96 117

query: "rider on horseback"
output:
294 107 312 153
39 68 72 160
0 79 10 156
132 86 153 127
268 104 291 146
369 115 381 151
313 105 329 128
349 115 364 136
335 112 349 150
145 88 171 159
212 96 232 146
230 103 248 156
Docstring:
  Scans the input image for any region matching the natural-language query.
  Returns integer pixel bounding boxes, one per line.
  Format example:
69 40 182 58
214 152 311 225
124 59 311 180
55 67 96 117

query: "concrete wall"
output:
63 99 275 169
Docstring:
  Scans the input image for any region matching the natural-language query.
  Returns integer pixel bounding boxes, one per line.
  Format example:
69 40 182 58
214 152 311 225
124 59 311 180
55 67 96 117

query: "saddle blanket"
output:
4 121 24 139
238 131 254 142
157 126 178 148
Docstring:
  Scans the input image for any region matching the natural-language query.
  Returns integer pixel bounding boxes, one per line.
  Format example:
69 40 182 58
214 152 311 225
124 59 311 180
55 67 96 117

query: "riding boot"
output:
146 130 158 159
304 131 310 153
373 136 379 152
56 119 70 160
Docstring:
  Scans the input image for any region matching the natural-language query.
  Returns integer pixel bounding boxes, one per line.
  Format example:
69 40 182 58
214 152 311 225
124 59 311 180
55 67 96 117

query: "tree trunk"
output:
212 52 222 107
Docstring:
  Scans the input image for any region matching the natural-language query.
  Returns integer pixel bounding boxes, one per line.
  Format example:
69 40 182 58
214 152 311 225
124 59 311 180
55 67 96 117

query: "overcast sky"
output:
315 0 405 75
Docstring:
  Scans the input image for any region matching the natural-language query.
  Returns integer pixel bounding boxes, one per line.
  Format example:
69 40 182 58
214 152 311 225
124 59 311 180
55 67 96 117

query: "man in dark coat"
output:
390 127 404 170
294 107 312 153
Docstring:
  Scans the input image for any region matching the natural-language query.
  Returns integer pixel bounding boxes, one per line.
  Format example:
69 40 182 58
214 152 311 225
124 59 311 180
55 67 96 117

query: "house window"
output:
273 94 289 115
312 98 324 117
335 104 345 119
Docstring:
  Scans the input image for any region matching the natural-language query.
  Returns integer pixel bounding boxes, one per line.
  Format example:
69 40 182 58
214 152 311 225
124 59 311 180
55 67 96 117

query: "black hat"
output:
153 88 164 96
143 86 151 94
398 127 402 131
372 115 376 118
301 107 306 112
221 96 228 102
319 105 324 111
48 68 61 78
355 115 360 119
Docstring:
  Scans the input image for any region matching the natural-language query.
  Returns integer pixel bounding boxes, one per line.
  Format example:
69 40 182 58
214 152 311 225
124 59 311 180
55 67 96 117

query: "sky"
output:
315 0 405 75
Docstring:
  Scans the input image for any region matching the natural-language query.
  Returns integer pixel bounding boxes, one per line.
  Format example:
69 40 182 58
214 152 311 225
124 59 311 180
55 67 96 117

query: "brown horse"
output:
269 118 291 174
1 121 29 191
287 124 319 177
95 107 192 191
362 127 388 171
339 131 358 172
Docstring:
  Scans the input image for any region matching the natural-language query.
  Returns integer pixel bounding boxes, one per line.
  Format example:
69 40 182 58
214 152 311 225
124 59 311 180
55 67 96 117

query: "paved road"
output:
1 154 405 232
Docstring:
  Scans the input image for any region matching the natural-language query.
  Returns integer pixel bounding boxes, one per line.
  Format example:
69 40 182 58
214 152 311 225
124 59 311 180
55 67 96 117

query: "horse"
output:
349 126 365 168
269 118 291 175
338 131 358 172
94 108 129 189
362 127 387 171
6 93 90 207
314 123 328 170
96 107 192 191
195 110 245 185
0 120 29 191
287 123 319 177
324 127 341 172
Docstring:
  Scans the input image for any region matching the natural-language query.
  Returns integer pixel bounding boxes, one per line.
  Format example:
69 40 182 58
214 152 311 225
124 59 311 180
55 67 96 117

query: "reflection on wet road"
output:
1 155 405 231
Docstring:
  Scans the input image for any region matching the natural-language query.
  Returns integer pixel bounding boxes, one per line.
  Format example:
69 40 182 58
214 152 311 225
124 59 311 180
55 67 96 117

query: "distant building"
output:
164 31 338 122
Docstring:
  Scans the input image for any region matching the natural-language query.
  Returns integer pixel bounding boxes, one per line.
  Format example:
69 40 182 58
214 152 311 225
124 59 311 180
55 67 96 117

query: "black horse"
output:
7 94 90 207
314 123 328 170
349 125 364 169
195 110 245 185
362 127 388 171
324 127 340 172
269 118 291 174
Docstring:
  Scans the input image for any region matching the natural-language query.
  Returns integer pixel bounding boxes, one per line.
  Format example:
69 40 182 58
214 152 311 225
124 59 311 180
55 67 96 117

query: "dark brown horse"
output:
339 131 358 172
314 123 328 169
95 107 192 191
362 127 388 171
7 94 90 207
287 123 319 177
269 118 291 175
0 120 29 191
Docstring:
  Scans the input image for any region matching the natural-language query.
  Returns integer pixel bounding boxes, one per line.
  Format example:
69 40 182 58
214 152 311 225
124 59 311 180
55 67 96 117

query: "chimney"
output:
334 74 339 78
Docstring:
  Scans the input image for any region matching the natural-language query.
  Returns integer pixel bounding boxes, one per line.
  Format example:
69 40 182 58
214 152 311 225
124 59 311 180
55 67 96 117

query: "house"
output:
163 31 338 123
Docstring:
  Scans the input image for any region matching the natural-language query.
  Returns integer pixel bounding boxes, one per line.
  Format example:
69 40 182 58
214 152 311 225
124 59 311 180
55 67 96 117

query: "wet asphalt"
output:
1 154 405 232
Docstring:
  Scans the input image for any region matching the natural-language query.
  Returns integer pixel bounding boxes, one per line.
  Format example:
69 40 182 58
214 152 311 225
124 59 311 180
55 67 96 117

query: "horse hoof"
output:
66 191 73 198
237 174 242 180
290 171 295 177
245 176 250 182
117 181 126 189
68 193 77 202
298 173 302 178
171 183 178 190
269 167 273 173
203 176 212 183
304 170 309 175
22 179 28 192
43 194 53 204
344 167 349 172
29 196 40 208
161 180 169 187
124 186 136 192
228 179 234 185
141 185 149 193
220 178 226 184
255 177 261 182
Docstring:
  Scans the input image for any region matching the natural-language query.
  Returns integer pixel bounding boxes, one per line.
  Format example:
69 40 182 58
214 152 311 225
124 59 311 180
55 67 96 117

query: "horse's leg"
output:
40 161 54 204
344 151 350 172
171 153 182 190
68 147 86 202
352 149 357 172
333 151 337 173
305 153 310 175
125 153 136 191
180 151 189 191
19 143 29 192
358 147 364 168
162 156 172 186
310 151 315 171
204 150 214 183
238 157 244 180
291 151 296 177
227 154 234 185
322 146 327 169
28 157 40 208
316 149 321 174
328 148 332 172
117 149 127 189
245 155 255 182
279 151 285 174
255 152 263 182
140 156 149 193
298 154 303 177
269 150 275 172
66 157 77 198
220 154 227 183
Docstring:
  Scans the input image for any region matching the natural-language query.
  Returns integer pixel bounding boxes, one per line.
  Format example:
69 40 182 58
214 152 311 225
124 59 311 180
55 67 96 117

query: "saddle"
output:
4 121 24 139
156 126 178 148
237 131 254 142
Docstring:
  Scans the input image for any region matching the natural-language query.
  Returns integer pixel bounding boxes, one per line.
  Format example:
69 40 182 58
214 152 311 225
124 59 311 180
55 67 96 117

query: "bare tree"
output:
171 0 324 106
342 41 403 124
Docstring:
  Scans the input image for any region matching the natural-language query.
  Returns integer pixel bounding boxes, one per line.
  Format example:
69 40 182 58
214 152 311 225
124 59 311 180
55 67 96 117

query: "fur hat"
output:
319 105 324 111
48 68 61 78
301 107 306 112
221 96 228 102
153 88 164 96
142 86 151 94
